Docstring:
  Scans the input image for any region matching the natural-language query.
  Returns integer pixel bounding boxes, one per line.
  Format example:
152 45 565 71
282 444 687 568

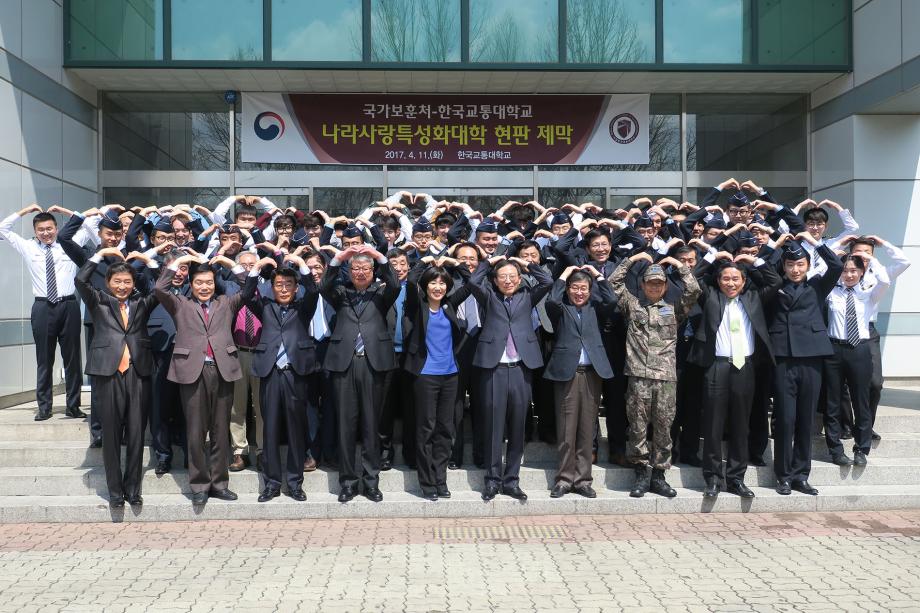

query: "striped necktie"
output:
118 302 130 373
45 245 58 303
845 287 860 346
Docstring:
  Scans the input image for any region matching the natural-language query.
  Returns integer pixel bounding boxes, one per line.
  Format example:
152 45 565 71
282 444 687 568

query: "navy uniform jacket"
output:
543 278 616 381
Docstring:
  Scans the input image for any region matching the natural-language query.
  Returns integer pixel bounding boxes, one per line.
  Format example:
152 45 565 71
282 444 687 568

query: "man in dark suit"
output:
304 252 336 470
468 255 553 501
320 244 400 503
246 254 319 503
154 253 261 506
764 236 842 496
75 248 160 507
688 254 781 498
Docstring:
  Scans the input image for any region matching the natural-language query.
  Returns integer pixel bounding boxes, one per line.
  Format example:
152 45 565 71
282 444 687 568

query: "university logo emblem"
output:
609 113 639 144
254 112 285 141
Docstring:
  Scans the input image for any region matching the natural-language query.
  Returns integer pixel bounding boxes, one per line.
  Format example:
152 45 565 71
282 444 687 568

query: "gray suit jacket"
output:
543 278 616 381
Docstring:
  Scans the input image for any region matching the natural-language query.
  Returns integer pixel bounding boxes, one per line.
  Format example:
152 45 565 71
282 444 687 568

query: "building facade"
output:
0 0 917 402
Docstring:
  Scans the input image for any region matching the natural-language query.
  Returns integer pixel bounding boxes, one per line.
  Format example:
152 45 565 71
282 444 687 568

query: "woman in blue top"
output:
402 256 474 500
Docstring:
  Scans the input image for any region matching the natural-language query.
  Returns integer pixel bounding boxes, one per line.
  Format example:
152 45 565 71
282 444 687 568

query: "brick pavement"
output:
0 511 918 612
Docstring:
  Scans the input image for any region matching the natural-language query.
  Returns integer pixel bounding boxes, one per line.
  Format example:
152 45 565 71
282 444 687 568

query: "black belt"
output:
236 346 255 353
714 355 752 364
830 338 862 346
498 361 521 368
35 295 76 303
575 365 593 373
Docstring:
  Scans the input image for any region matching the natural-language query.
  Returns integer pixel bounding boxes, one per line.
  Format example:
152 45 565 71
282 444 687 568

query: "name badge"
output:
659 306 674 316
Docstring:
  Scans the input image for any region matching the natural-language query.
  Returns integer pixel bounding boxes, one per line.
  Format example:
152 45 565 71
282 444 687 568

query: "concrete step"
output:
0 484 918 523
1 457 918 497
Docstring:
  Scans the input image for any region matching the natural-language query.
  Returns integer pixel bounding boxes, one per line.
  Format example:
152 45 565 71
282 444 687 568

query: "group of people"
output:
0 177 909 507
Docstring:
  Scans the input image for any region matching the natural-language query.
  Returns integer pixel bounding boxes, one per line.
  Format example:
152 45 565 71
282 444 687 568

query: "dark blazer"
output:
468 261 553 370
154 267 257 384
543 278 616 381
765 244 843 358
75 260 158 377
687 262 782 368
319 259 401 373
401 264 474 376
247 270 320 378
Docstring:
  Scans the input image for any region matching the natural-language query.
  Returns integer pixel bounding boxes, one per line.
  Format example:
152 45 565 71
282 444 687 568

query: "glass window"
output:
540 188 605 210
371 0 460 62
566 0 654 63
68 0 163 61
313 188 383 217
686 94 806 171
258 194 311 212
272 0 362 61
540 94 681 171
103 93 230 171
103 187 228 208
172 0 263 60
757 0 849 66
663 0 752 63
470 0 558 63
609 193 681 211
690 186 806 208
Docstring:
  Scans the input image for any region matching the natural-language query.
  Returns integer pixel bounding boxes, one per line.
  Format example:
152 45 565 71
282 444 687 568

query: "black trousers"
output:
94 366 149 499
306 369 335 464
150 348 186 465
179 364 233 494
672 363 703 463
532 366 556 442
772 357 823 482
260 367 309 490
480 363 531 489
748 361 773 462
450 364 485 468
840 326 883 431
414 373 458 494
380 364 416 466
824 341 873 456
84 324 103 441
332 356 384 490
702 358 755 483
602 374 629 454
31 298 82 414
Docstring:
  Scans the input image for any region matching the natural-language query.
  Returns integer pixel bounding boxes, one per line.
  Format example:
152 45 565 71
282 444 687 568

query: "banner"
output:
241 93 649 166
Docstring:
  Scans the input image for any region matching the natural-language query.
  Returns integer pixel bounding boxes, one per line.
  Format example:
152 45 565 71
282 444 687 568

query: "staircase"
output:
1 389 919 522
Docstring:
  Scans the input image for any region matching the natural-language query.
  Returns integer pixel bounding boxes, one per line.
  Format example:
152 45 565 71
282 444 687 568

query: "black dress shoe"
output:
155 461 171 476
831 454 854 466
703 477 720 498
853 450 868 466
128 495 143 506
748 456 767 467
191 492 208 505
89 438 102 449
791 480 818 495
436 485 451 498
209 488 238 501
34 409 52 422
338 487 356 503
871 430 882 442
776 481 791 495
572 485 597 499
422 491 438 501
65 408 87 419
109 496 125 509
258 487 280 503
727 481 755 498
481 484 499 501
550 483 570 498
288 488 307 502
447 461 460 470
363 488 383 502
501 486 528 501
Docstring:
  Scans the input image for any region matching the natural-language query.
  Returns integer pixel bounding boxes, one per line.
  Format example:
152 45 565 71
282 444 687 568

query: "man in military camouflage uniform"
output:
610 253 701 498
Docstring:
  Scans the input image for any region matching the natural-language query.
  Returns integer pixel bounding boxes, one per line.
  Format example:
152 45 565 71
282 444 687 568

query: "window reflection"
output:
273 0 362 61
172 0 263 60
313 188 383 217
566 0 653 63
663 0 751 63
68 0 163 61
470 0 558 63
103 187 228 207
371 0 460 62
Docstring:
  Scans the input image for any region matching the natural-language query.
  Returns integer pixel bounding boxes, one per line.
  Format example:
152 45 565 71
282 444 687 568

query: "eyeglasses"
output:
496 274 519 282
805 221 826 228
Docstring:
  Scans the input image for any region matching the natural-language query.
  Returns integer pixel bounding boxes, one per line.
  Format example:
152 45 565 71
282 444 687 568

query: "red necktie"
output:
200 303 214 359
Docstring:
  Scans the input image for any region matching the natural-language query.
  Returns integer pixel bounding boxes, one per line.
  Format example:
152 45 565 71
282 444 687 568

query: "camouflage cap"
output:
643 264 667 282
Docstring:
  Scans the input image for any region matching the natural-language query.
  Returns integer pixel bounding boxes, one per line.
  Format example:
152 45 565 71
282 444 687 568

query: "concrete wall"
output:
0 0 98 400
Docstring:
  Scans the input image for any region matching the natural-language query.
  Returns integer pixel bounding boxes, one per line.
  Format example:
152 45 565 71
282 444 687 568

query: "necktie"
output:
45 245 58 303
200 303 214 359
728 298 745 370
845 287 860 346
354 292 366 354
504 297 519 360
460 294 480 333
310 300 328 340
244 308 255 345
118 302 131 373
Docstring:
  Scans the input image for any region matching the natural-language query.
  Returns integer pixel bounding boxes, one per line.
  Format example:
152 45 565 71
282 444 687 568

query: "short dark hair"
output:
491 260 523 281
566 270 594 288
235 204 258 219
302 216 321 229
419 266 454 298
380 217 400 231
32 212 56 228
714 260 747 281
105 262 135 282
513 239 542 260
188 263 216 282
673 245 695 259
435 212 457 227
583 228 611 246
843 253 867 272
274 214 296 230
270 267 298 284
386 248 406 260
850 236 876 253
804 208 829 223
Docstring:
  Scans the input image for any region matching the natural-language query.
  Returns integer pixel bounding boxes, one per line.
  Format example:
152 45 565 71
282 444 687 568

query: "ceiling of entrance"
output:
70 68 845 94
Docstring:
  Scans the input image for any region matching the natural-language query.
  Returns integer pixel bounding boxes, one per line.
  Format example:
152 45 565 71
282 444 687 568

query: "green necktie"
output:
729 298 746 370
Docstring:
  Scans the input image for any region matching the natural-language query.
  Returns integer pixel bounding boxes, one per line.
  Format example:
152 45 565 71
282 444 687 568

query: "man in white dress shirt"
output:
0 204 87 421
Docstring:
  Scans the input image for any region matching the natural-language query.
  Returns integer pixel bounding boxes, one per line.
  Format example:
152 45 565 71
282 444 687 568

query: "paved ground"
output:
0 511 918 612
